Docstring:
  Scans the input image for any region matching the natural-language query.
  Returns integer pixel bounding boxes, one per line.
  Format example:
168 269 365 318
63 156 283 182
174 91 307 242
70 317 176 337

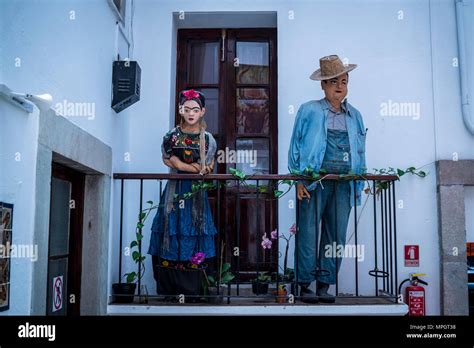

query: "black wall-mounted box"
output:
111 60 141 113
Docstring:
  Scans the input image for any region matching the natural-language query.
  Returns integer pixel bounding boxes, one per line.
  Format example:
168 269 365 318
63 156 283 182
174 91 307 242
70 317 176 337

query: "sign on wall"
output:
0 202 13 312
404 245 419 267
52 275 64 312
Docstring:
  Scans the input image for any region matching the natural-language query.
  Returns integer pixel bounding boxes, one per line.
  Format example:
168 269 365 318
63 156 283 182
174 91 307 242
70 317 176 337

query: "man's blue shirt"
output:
288 98 367 206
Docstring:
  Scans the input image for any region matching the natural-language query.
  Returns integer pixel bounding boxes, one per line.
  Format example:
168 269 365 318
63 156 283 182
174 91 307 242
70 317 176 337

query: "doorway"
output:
46 162 85 316
176 28 278 277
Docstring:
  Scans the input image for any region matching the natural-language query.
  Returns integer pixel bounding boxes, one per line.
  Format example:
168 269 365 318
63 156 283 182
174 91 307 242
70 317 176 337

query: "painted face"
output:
179 100 206 126
321 73 348 105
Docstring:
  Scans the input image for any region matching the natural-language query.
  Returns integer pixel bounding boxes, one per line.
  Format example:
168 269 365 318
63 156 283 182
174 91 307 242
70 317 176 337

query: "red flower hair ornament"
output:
182 89 200 100
179 89 205 108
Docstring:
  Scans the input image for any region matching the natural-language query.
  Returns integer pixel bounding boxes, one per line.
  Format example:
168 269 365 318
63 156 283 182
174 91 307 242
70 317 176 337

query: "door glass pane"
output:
47 258 68 316
236 41 269 84
188 41 219 84
236 88 269 134
198 88 219 135
235 138 269 185
50 177 71 257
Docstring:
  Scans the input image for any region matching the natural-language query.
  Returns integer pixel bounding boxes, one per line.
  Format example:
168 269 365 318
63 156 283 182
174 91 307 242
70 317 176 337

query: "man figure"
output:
288 55 367 303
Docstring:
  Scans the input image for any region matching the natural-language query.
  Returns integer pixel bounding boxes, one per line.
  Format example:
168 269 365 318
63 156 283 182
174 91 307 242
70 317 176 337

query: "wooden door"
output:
46 162 84 315
176 28 278 279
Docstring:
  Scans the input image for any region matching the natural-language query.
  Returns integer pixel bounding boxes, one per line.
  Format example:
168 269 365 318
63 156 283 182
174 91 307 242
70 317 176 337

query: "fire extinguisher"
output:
398 273 428 316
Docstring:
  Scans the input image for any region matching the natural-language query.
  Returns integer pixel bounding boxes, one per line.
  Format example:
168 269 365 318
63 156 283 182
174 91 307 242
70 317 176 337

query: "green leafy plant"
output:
124 200 157 284
205 241 235 289
207 262 235 287
367 166 428 194
252 272 272 284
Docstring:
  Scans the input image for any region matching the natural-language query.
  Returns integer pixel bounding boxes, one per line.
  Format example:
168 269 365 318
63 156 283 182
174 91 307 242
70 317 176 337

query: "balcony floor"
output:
108 288 408 316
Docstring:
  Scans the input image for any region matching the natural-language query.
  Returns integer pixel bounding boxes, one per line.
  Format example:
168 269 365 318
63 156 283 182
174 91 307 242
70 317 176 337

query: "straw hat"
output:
310 55 357 81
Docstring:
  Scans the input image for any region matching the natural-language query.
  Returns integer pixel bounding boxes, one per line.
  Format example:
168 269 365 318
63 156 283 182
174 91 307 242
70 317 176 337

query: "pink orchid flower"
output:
261 233 272 249
289 223 297 235
270 229 278 240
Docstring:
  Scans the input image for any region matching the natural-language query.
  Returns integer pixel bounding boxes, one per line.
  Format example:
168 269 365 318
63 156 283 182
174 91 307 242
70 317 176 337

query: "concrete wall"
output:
0 0 130 314
1 0 473 315
0 100 38 314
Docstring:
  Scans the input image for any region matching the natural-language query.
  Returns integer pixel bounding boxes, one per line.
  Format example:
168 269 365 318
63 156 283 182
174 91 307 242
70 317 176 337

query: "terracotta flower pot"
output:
274 288 288 303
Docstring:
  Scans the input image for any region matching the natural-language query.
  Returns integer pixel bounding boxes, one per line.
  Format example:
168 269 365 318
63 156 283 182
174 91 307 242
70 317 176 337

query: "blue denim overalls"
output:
296 129 353 285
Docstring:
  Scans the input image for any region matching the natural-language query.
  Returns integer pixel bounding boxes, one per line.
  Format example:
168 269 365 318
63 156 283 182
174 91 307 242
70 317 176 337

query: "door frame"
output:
46 162 85 316
175 28 279 275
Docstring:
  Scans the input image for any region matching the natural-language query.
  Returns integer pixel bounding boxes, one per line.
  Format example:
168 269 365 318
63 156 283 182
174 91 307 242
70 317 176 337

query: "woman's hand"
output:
163 157 176 169
190 163 202 173
199 159 214 175
169 156 200 173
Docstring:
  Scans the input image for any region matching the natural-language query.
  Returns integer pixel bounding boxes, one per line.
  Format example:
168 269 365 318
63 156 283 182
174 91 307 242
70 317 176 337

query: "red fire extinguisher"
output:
398 273 428 316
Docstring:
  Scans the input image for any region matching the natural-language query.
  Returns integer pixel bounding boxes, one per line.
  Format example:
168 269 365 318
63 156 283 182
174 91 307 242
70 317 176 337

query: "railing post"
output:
138 179 143 297
216 177 222 296
334 179 339 296
392 180 399 299
178 180 181 262
119 179 124 284
372 180 378 296
295 187 300 297
383 184 389 293
314 180 319 293
353 179 358 297
380 186 386 292
388 181 394 295
256 179 261 293
236 179 241 296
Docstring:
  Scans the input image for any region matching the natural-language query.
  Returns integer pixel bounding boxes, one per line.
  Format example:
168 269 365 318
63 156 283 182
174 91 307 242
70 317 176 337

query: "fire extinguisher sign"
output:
408 290 425 316
404 245 419 267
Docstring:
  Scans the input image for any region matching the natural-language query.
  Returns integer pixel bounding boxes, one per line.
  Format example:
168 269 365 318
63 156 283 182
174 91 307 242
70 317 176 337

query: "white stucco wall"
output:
0 0 132 314
1 0 472 315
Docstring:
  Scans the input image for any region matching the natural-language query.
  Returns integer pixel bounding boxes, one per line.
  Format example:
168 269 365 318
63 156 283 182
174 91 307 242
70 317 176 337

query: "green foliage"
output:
207 262 235 287
252 272 272 283
229 167 247 180
370 166 428 195
124 200 157 284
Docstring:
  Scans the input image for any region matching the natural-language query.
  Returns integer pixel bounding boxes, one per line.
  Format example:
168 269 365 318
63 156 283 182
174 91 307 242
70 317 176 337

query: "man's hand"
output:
297 183 311 201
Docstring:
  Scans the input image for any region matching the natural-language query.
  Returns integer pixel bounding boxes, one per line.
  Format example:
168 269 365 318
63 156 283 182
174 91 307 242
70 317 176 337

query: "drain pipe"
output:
455 0 474 134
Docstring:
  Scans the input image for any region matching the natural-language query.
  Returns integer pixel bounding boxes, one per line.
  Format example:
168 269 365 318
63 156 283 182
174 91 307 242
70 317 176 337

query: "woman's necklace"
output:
180 124 200 135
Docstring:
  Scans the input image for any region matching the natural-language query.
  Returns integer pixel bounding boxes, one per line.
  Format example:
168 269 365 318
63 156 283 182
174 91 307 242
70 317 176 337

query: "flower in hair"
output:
182 89 200 100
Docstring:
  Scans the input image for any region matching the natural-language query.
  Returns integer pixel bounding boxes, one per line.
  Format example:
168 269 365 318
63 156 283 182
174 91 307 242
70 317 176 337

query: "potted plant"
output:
265 224 296 294
252 272 271 295
206 262 234 303
156 252 209 302
205 242 234 303
274 284 288 303
112 201 154 304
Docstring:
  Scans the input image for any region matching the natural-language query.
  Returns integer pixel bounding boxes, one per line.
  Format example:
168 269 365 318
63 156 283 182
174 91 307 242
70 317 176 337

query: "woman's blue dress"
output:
147 126 217 262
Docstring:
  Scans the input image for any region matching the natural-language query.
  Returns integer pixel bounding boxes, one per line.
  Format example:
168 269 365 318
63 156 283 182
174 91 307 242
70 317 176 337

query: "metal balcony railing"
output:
111 173 400 306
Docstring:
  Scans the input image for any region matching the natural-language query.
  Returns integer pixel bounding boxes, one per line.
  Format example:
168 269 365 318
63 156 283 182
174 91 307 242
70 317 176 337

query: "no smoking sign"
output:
52 275 63 312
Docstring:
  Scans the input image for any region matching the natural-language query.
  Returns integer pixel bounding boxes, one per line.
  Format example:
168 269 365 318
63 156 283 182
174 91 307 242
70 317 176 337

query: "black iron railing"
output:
112 173 400 305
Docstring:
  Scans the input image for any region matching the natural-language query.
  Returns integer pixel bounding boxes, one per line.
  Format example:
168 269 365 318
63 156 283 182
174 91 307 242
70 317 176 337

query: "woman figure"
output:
148 89 217 295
